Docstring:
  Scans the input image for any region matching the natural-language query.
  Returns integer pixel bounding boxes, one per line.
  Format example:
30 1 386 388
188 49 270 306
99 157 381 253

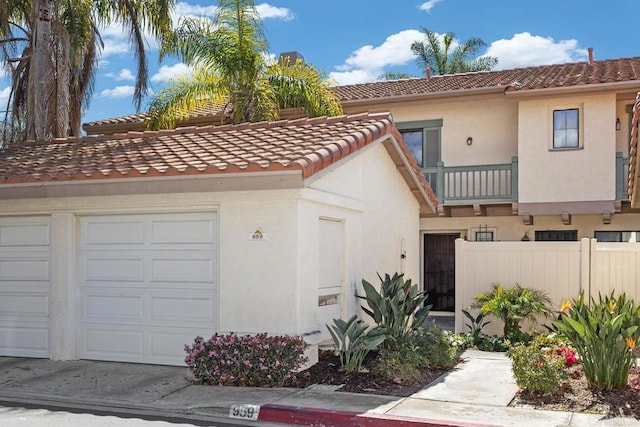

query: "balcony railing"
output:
426 153 629 204
423 157 518 204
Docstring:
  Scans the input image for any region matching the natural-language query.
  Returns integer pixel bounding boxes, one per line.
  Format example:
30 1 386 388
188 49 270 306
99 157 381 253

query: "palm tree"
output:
147 0 342 130
410 27 497 76
0 0 174 144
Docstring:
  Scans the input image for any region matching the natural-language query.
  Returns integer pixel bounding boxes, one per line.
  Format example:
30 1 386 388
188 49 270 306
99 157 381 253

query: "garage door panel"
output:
0 323 49 357
0 258 50 281
83 328 144 359
79 212 218 365
150 257 215 282
0 292 49 316
0 224 50 246
151 219 216 244
151 295 214 322
82 220 145 246
85 294 144 320
84 257 144 282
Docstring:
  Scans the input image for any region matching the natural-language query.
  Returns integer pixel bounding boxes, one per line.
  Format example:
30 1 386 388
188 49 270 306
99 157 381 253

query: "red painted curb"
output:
258 404 500 427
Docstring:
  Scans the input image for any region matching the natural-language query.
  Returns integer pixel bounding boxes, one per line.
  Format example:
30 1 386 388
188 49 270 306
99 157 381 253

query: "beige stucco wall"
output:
420 211 640 243
344 95 519 166
518 93 617 204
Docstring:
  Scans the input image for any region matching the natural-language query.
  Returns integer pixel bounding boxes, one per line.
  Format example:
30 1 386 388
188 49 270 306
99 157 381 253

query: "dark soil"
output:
287 350 450 397
289 350 640 419
511 365 640 419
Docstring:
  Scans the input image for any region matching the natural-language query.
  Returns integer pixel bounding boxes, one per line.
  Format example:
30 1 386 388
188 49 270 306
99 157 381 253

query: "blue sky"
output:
2 0 639 127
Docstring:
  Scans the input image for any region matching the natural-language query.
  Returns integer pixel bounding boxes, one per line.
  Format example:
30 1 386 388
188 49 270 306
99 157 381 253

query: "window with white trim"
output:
594 231 640 242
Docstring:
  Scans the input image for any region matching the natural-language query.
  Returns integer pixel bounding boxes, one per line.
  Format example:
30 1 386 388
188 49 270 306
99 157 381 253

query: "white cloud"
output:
330 29 423 84
151 63 193 83
174 1 217 18
419 0 443 12
98 85 136 99
486 32 588 70
256 3 294 20
106 68 135 81
0 87 11 109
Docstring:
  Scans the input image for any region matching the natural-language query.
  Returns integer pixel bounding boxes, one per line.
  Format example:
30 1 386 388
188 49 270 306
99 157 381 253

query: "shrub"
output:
508 334 570 394
327 314 386 372
374 325 458 383
359 272 431 343
472 283 552 338
553 292 640 390
184 333 308 387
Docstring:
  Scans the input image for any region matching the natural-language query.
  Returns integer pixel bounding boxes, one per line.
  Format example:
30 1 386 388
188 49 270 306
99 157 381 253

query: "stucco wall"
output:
300 142 422 334
518 93 617 204
420 212 640 242
344 95 519 166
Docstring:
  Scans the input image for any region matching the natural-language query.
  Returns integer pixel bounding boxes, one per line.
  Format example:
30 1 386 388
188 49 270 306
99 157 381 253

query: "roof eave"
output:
339 86 505 106
504 80 640 98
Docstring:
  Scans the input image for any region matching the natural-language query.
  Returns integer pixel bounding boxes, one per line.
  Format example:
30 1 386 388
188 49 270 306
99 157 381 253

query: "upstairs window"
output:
553 108 579 149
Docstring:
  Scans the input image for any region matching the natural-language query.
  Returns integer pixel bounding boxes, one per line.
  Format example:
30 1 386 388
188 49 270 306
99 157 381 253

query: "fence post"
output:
511 156 519 202
454 238 465 334
579 238 592 302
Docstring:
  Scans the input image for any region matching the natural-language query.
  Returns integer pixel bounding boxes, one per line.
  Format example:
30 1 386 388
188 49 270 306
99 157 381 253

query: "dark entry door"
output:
423 233 458 312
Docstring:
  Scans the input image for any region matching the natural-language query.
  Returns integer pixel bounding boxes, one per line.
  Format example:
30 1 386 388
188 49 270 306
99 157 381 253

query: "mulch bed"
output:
287 349 449 396
511 365 640 418
288 350 640 419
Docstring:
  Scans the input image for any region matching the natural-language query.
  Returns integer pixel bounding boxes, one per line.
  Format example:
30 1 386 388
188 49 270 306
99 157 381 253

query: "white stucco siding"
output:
518 93 617 205
303 142 421 330
217 197 300 335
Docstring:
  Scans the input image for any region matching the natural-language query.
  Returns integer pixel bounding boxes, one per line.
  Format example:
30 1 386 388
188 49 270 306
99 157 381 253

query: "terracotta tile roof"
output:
628 92 640 205
336 57 640 102
1 113 438 210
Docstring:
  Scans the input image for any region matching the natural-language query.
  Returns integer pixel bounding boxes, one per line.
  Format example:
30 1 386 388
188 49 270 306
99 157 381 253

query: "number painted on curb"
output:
229 404 260 420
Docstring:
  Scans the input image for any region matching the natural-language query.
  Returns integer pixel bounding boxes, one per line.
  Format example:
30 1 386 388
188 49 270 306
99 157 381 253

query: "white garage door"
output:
0 217 51 358
78 212 218 365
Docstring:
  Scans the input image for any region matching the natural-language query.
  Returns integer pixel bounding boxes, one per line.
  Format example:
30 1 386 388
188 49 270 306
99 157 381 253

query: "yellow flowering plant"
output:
553 292 640 390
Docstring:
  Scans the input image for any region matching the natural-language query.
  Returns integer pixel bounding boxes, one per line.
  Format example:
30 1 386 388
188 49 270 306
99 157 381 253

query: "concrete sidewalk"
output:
0 350 638 427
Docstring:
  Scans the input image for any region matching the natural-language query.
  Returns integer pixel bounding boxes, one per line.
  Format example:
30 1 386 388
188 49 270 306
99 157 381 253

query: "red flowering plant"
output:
508 334 575 395
184 333 308 387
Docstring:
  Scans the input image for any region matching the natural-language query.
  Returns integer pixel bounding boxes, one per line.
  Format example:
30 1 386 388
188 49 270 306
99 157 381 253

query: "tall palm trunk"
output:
26 0 69 141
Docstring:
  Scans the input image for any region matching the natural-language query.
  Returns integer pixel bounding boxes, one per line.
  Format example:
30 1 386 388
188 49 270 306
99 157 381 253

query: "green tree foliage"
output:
411 27 497 76
472 283 551 338
147 0 342 129
0 0 174 144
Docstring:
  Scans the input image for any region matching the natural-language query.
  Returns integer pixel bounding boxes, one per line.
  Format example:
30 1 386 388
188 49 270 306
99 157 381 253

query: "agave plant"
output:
326 315 386 372
359 272 431 343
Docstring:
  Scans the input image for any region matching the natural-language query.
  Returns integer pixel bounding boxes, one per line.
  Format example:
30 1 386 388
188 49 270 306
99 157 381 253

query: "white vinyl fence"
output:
454 238 640 335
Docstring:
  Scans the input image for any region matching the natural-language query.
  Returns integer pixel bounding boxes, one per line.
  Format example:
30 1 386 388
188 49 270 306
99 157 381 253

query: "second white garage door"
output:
78 212 218 365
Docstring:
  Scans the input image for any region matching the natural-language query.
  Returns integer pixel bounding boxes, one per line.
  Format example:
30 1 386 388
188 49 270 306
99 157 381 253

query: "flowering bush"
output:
553 292 640 390
508 334 571 394
184 333 308 387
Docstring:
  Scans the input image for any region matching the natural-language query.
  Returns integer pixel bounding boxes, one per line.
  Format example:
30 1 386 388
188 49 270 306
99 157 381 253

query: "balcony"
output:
425 152 629 208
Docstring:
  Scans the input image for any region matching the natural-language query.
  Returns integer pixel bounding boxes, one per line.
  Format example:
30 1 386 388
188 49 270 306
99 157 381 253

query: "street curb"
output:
258 403 500 427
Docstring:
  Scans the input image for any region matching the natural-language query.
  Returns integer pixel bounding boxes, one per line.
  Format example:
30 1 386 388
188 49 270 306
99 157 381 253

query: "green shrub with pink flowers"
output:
184 333 308 387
